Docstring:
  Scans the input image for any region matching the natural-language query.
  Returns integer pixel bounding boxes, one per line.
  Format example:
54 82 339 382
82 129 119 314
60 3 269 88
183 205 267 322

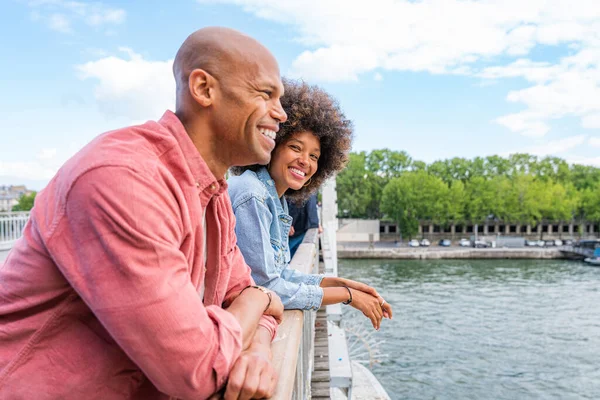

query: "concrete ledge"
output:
338 248 564 259
328 321 352 389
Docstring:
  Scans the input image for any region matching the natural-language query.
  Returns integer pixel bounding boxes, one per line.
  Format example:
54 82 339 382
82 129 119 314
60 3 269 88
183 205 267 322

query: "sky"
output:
2 0 600 190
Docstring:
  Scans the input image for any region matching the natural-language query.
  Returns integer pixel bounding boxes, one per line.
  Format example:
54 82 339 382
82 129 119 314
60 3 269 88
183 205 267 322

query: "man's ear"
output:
188 69 215 107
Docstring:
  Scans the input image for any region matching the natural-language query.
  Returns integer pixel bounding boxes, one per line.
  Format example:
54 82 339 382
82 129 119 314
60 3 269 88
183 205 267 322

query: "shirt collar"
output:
256 166 289 215
158 110 227 195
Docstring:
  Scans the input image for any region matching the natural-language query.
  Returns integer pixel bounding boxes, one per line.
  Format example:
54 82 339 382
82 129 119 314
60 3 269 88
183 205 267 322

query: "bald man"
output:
0 28 287 400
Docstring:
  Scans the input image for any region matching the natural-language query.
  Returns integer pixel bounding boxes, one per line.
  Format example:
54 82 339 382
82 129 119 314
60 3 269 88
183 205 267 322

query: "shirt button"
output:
210 184 217 191
196 182 200 188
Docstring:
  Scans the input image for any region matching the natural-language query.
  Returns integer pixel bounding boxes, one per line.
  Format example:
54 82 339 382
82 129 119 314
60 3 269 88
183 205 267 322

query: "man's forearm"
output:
248 325 274 353
226 289 270 350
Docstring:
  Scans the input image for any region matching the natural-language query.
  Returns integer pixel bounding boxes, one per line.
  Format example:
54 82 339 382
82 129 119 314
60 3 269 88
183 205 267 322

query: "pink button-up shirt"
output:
0 111 277 399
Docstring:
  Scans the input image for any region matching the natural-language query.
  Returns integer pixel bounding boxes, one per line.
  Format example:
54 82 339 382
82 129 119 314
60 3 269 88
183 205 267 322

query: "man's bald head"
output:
173 27 279 109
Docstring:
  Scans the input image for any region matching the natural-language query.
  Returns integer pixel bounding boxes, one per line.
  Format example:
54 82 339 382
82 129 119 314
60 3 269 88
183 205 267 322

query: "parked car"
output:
420 239 431 247
536 240 545 247
554 239 563 246
473 240 490 248
564 239 574 246
408 239 420 247
544 240 555 247
438 239 451 247
525 240 537 246
459 238 471 247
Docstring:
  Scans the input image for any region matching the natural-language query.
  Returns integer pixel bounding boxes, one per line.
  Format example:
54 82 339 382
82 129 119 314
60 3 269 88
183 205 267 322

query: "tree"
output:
381 171 448 238
365 149 412 179
336 152 384 218
444 180 466 224
581 183 600 224
12 192 37 212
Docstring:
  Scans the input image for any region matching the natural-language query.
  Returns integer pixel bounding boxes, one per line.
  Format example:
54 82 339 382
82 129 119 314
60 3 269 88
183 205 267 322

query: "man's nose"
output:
272 99 287 123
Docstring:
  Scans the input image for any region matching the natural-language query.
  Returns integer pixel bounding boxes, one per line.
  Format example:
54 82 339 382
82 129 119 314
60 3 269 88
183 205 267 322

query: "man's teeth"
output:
259 128 276 140
289 167 306 177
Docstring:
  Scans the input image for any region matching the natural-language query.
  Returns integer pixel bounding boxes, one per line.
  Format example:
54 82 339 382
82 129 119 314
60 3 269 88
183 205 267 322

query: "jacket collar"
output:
256 166 289 216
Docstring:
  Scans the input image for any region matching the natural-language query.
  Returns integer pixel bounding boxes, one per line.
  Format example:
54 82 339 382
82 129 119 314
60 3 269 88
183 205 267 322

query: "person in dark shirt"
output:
288 193 322 258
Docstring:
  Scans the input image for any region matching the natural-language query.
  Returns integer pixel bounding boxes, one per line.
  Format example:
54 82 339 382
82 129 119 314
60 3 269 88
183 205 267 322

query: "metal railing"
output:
269 228 319 400
0 212 30 248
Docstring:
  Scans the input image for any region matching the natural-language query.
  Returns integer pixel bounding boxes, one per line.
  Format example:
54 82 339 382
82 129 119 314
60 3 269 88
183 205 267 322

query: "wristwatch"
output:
241 285 273 312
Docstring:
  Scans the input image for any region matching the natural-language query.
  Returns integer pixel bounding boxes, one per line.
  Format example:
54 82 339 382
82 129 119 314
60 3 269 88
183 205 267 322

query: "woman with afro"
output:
228 79 392 330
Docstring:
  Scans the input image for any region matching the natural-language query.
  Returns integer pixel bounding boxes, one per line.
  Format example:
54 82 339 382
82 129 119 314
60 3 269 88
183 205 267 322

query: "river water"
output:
339 259 600 400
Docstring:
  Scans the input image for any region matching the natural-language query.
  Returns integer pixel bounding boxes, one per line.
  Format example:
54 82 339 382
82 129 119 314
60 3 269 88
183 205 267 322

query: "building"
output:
380 219 600 241
0 185 32 212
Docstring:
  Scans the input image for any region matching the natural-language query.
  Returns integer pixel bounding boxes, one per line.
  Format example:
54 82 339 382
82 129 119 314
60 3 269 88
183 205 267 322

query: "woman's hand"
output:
322 277 379 298
349 289 384 330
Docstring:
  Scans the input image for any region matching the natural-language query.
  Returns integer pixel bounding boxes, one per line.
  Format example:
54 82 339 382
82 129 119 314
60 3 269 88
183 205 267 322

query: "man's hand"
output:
288 226 295 236
223 326 278 400
223 348 277 400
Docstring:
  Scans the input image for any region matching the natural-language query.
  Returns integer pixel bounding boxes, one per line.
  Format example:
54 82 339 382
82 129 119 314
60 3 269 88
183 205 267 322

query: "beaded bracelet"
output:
240 285 272 313
342 286 352 305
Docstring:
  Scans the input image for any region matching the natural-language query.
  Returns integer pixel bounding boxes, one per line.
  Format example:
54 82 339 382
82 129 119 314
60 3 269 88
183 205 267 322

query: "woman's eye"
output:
290 145 300 151
311 154 319 161
262 90 272 97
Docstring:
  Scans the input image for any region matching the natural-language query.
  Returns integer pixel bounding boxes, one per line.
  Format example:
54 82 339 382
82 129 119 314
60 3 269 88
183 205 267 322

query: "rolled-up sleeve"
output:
46 166 241 399
233 196 324 311
222 240 279 340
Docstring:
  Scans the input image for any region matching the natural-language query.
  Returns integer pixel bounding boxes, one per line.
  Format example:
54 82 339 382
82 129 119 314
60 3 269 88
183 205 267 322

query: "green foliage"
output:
381 171 448 238
336 152 383 218
12 192 37 211
336 149 600 230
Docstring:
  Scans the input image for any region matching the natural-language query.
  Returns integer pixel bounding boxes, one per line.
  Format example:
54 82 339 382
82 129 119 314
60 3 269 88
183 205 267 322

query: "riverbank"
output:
338 246 563 259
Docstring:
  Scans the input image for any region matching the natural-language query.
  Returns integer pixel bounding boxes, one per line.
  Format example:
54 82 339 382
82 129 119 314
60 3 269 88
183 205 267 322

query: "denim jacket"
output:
228 167 324 310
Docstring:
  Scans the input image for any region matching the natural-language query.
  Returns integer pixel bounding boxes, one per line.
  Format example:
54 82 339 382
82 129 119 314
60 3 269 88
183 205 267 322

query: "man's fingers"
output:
224 358 248 400
255 365 277 398
238 366 260 400
269 370 279 396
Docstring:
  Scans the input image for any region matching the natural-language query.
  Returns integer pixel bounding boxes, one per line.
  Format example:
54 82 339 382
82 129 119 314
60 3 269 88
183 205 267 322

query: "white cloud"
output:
482 48 600 137
48 13 71 33
197 0 600 139
582 113 600 129
37 148 57 160
508 134 587 157
564 155 600 168
374 73 383 81
28 0 125 33
0 161 58 181
589 137 600 148
76 48 175 120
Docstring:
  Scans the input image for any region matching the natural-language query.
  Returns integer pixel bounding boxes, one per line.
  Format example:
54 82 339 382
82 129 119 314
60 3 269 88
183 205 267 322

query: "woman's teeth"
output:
289 167 306 177
259 128 276 140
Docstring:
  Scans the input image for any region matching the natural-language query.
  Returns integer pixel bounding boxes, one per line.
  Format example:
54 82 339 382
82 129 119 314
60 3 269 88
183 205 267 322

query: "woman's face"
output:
269 131 321 196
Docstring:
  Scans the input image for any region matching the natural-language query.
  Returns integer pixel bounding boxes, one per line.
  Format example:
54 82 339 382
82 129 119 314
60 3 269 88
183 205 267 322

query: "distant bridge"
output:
560 243 599 260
